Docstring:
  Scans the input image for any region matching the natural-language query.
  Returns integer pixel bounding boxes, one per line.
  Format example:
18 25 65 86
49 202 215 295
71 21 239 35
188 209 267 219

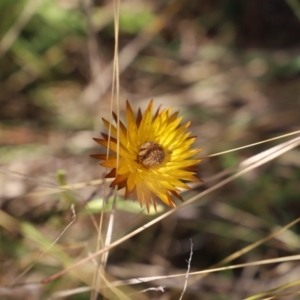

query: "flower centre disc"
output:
137 142 165 167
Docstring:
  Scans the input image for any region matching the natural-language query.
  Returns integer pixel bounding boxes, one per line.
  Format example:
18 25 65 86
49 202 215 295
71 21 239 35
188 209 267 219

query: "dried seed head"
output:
137 142 165 167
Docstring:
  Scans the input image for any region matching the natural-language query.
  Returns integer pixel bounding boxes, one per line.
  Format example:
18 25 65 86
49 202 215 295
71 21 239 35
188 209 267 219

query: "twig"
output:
179 239 193 300
141 286 165 293
82 0 102 79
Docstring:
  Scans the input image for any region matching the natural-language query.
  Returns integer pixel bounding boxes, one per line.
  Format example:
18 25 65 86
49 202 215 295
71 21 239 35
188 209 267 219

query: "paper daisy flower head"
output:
91 100 202 211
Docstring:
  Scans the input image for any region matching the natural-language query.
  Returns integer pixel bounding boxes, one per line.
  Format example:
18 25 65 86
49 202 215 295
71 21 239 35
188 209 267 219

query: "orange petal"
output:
105 169 116 178
90 154 116 160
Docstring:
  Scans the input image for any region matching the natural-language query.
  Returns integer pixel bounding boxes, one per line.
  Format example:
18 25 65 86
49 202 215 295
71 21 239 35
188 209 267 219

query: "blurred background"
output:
1 0 300 299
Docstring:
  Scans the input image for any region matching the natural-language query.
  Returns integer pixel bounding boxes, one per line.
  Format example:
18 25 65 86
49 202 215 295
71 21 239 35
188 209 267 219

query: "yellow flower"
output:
91 100 202 211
